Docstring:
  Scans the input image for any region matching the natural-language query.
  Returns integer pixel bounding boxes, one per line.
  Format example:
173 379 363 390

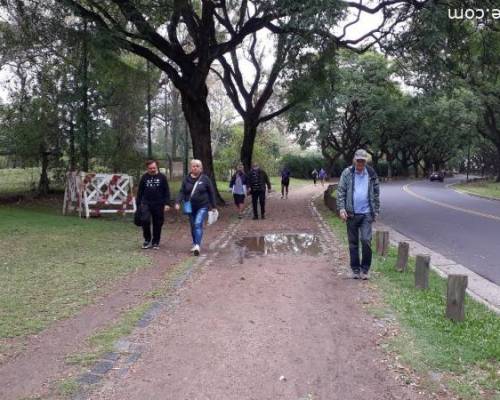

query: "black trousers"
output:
142 204 164 245
251 191 266 218
281 179 289 196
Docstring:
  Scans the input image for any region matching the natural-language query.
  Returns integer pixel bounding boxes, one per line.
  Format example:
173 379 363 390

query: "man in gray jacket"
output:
336 149 380 280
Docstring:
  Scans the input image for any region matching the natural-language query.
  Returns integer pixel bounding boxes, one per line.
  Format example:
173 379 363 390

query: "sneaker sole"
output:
193 250 200 256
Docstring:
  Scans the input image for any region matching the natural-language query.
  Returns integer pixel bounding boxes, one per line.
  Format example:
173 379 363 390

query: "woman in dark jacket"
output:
175 159 216 256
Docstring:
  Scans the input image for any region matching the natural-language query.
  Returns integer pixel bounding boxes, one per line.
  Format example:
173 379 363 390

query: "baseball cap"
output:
354 149 368 161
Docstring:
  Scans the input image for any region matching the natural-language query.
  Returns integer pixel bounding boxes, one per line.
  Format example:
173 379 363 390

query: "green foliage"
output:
288 50 405 162
214 125 280 179
93 54 154 172
280 153 325 179
386 1 500 179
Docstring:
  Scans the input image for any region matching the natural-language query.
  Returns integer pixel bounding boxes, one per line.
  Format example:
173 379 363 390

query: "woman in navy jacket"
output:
175 159 216 256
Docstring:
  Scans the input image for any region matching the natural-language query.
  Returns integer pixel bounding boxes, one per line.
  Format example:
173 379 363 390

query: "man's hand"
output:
164 205 170 212
174 203 180 211
339 209 348 222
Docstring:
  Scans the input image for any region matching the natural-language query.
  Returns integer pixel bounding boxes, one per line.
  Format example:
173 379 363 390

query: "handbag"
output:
182 178 201 215
134 203 150 226
207 209 219 225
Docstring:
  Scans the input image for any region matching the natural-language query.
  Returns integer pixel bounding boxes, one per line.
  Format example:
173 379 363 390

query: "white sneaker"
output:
190 245 197 253
193 245 200 256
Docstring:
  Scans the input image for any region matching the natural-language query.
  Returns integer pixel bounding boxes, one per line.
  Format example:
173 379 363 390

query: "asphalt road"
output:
379 175 500 285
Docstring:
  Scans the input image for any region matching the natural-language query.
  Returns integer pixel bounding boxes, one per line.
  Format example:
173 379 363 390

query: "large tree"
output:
288 51 402 168
33 0 427 201
213 33 293 172
384 0 500 180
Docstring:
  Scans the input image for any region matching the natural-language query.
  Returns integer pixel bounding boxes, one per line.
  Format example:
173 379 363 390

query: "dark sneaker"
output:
238 214 243 219
252 216 258 220
350 271 361 279
142 241 152 249
261 215 266 220
152 243 160 250
360 272 369 280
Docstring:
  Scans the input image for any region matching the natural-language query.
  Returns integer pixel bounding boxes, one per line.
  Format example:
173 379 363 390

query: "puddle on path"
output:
234 233 322 258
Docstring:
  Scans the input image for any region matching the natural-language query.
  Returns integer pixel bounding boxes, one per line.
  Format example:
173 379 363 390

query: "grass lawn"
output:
0 201 150 341
0 168 41 195
268 176 311 189
454 179 500 200
316 199 500 399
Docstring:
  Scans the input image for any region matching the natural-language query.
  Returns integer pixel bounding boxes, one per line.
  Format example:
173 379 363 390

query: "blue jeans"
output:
346 213 373 273
189 207 208 245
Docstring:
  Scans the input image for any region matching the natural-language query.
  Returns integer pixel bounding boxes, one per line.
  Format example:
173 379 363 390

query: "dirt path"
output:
87 184 427 400
0 205 236 400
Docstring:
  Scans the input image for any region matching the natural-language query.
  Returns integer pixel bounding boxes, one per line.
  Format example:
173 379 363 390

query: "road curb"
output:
446 181 500 202
375 221 500 315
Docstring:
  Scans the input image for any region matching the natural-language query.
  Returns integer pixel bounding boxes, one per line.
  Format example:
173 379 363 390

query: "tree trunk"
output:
492 142 500 182
181 93 224 205
146 61 153 159
69 117 76 171
80 20 90 172
241 121 258 173
38 151 50 196
400 153 409 177
170 89 181 159
387 153 394 179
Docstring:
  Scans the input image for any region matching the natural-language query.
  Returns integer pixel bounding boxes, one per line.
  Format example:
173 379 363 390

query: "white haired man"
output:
336 149 380 280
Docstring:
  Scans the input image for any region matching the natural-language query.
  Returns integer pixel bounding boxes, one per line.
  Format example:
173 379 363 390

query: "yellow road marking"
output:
402 184 500 222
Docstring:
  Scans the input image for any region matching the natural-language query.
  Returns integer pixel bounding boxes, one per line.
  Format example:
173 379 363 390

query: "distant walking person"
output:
311 168 318 185
175 159 216 256
248 163 271 220
319 168 327 186
229 163 248 219
336 149 380 280
136 160 170 250
280 167 291 199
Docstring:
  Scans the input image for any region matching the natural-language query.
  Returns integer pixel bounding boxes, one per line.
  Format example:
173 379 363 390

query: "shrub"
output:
280 153 326 179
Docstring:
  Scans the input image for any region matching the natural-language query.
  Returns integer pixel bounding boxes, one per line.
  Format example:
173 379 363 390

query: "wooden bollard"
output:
382 231 389 256
375 231 381 253
446 274 468 322
395 241 410 272
415 254 430 289
376 230 389 257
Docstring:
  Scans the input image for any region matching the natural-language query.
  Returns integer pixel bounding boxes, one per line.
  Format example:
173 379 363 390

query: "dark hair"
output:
145 160 158 167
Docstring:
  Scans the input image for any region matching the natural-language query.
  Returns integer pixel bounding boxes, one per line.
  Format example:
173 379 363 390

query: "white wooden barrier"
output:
63 172 136 218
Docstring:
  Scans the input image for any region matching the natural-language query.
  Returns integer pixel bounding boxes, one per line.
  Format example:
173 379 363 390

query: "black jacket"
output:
248 168 271 193
136 173 170 206
176 174 216 210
